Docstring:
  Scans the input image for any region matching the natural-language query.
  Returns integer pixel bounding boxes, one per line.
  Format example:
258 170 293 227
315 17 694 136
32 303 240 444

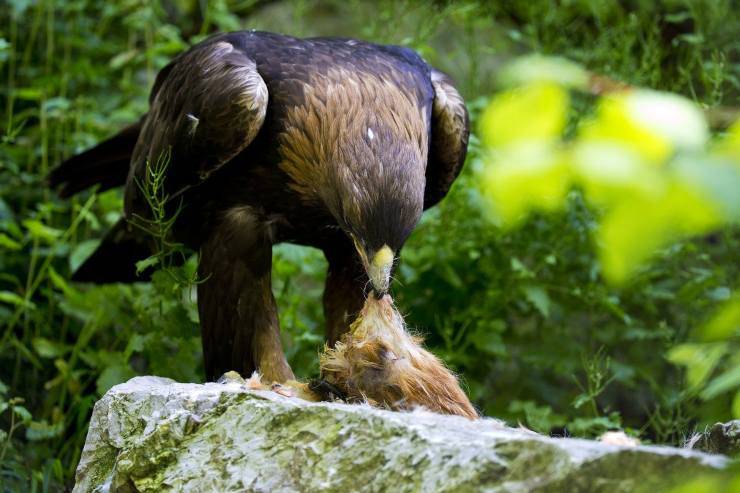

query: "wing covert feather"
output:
124 40 268 218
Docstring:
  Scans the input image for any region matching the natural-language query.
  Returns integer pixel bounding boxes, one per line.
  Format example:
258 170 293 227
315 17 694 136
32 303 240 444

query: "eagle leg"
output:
198 210 294 383
323 242 368 347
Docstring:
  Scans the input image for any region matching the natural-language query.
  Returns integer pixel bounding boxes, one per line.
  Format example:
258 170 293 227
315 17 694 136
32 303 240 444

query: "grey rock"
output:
74 376 729 493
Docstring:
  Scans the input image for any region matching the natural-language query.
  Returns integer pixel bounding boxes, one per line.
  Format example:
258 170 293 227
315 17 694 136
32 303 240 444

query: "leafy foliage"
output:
0 0 738 489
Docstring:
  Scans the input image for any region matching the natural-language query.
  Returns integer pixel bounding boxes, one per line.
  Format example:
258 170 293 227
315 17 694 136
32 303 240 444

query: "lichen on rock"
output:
74 377 729 492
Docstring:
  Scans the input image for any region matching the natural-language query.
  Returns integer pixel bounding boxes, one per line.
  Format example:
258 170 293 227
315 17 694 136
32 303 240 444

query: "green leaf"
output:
42 97 71 116
572 393 591 410
48 267 75 298
468 320 507 356
481 141 570 227
480 82 569 148
580 89 708 163
567 415 622 437
32 337 68 359
664 11 693 23
701 365 740 400
510 257 534 278
667 343 727 391
135 255 160 275
123 334 148 359
508 400 565 433
0 291 35 310
109 49 138 69
498 54 589 90
69 239 100 272
25 420 64 441
15 87 42 100
0 232 21 251
22 219 62 243
522 285 551 318
597 183 721 284
11 404 32 422
696 298 740 342
96 363 136 396
733 391 740 419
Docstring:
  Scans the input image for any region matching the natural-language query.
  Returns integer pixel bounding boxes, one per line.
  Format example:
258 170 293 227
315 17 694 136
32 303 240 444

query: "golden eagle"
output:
49 31 469 382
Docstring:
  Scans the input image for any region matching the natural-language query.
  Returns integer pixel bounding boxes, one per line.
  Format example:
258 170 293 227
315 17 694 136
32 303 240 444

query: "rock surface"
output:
687 420 740 456
74 376 729 493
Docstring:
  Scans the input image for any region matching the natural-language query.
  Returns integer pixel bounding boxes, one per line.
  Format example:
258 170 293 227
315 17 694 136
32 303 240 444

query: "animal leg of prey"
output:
197 209 294 383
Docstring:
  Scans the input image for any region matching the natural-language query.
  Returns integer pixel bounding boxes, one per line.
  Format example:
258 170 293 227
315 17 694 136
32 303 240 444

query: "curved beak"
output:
350 235 395 296
366 245 394 296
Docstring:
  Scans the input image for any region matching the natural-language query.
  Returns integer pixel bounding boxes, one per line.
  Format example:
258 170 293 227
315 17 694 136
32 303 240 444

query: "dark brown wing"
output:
424 69 469 209
123 40 268 218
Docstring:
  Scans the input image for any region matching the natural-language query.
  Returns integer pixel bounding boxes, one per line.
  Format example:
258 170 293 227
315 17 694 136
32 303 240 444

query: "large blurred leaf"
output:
580 90 708 164
695 298 740 342
597 183 721 283
667 342 727 391
481 142 570 226
701 365 740 400
480 82 568 148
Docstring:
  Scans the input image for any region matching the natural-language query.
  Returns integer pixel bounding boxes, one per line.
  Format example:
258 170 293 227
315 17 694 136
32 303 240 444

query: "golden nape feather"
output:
319 293 478 420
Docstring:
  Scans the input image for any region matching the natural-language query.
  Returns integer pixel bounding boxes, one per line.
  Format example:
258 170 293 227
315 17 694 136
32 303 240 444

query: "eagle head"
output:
333 131 426 297
278 74 430 296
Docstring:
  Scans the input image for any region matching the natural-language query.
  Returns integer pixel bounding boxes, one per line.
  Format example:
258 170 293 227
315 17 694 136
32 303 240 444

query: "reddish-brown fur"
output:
320 294 478 419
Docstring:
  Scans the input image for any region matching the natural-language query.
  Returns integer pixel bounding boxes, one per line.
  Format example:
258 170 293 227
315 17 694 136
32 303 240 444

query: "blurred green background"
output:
1 0 739 489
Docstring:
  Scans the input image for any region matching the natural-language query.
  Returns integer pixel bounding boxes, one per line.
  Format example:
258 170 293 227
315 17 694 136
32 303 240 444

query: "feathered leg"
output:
198 209 294 383
323 242 368 346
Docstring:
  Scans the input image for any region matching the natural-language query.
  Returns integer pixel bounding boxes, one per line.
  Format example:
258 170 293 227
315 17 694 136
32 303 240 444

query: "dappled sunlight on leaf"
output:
714 120 740 160
673 156 740 221
695 297 740 342
480 82 568 148
580 90 708 164
479 59 738 285
571 142 665 205
598 182 722 283
579 94 672 164
481 142 570 227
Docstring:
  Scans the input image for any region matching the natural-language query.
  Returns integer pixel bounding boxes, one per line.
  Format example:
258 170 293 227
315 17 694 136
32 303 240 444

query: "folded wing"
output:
124 40 268 218
424 69 469 209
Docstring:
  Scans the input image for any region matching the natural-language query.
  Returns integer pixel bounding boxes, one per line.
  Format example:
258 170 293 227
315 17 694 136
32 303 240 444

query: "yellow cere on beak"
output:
373 245 394 270
368 245 394 295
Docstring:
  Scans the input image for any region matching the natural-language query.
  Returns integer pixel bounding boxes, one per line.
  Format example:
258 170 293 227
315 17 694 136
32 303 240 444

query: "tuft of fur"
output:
320 294 478 419
231 370 322 402
599 430 641 447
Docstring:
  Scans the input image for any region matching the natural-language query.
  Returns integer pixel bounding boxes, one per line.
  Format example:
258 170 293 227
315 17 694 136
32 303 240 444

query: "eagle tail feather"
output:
48 122 140 198
72 218 154 284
